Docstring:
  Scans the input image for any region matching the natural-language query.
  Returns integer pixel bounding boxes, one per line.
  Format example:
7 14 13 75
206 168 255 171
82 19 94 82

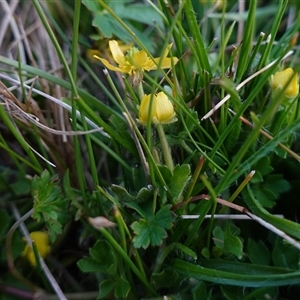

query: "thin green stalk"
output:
184 156 205 202
31 0 79 97
99 228 155 295
155 123 174 172
207 51 288 173
69 1 89 211
183 0 211 76
257 0 288 70
103 70 167 187
76 124 131 171
113 206 147 280
245 31 265 74
228 170 255 203
235 0 256 82
0 105 41 171
0 136 39 173
214 72 291 196
97 186 148 279
200 175 217 250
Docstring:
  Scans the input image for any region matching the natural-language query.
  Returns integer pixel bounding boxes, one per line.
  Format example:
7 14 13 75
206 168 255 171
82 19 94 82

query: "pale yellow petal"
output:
285 72 299 98
22 232 51 266
133 50 153 70
162 43 173 58
153 57 178 69
93 55 126 73
139 94 154 124
270 68 299 98
155 92 175 122
108 40 126 65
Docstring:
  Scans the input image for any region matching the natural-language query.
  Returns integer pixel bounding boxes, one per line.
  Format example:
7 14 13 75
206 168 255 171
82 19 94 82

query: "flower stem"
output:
137 82 144 100
155 123 174 171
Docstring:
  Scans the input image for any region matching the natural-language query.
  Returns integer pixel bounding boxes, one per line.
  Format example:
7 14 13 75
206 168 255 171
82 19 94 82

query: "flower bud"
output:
138 92 176 125
88 216 116 229
270 68 299 98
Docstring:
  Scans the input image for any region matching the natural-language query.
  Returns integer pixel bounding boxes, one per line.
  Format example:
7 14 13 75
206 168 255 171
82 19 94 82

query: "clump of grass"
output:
1 1 300 299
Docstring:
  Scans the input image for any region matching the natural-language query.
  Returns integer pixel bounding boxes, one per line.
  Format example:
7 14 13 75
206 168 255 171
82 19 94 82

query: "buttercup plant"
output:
3 1 300 299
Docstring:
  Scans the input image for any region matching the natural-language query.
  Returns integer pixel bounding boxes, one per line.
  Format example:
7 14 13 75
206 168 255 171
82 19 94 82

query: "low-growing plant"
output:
1 0 300 299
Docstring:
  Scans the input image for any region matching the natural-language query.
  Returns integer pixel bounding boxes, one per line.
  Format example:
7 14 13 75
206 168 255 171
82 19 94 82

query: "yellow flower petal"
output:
139 94 154 124
270 68 299 98
133 50 154 71
93 55 126 73
22 231 51 266
154 92 176 124
108 40 126 65
153 57 178 69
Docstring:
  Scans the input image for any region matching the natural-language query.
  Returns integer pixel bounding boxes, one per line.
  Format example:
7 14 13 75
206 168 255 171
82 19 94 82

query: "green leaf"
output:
90 240 117 273
77 240 117 274
191 281 207 300
247 239 270 266
32 170 70 242
272 237 299 269
242 186 300 240
169 164 191 203
223 223 243 259
221 286 247 300
115 276 131 298
77 257 106 273
172 258 300 287
225 119 241 153
252 186 277 208
212 226 224 249
253 157 273 176
131 205 174 249
82 0 164 51
152 269 180 290
111 184 153 204
251 173 290 208
98 279 116 299
264 174 290 197
111 185 136 203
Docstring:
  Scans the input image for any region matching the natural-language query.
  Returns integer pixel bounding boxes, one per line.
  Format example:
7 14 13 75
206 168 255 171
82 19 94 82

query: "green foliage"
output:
78 240 131 299
250 157 290 208
78 240 116 274
82 0 164 51
111 184 153 203
32 170 70 242
247 238 271 266
131 205 174 249
1 0 300 299
212 223 243 259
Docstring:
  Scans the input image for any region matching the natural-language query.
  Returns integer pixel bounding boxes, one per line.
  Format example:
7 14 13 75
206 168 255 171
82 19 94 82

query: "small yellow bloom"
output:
270 68 299 98
86 40 133 62
94 40 178 76
138 92 177 125
22 231 51 266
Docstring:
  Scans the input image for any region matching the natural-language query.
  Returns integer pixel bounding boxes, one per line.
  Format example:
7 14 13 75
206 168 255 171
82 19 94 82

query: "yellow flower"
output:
22 231 51 266
138 92 177 125
270 68 299 98
86 39 133 62
93 40 178 76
